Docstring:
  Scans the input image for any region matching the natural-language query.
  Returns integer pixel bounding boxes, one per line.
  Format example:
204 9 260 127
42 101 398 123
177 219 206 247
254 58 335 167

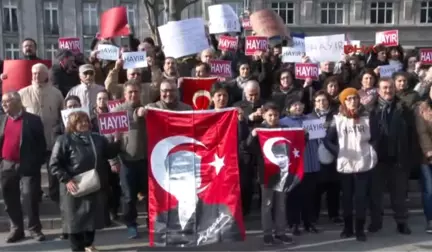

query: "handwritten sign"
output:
122 51 147 69
375 30 398 47
245 36 268 56
420 49 432 65
58 37 81 53
295 63 319 80
61 107 90 126
304 34 345 62
302 118 326 140
218 36 238 51
209 59 232 78
281 37 305 63
208 4 240 34
97 44 119 61
379 64 402 77
107 99 124 111
97 111 130 135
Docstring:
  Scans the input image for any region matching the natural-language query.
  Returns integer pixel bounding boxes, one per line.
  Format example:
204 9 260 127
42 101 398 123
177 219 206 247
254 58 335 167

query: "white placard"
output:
302 118 326 140
122 51 147 69
61 107 90 126
305 34 345 62
158 18 209 59
281 37 305 63
208 4 240 34
97 44 119 61
379 64 402 77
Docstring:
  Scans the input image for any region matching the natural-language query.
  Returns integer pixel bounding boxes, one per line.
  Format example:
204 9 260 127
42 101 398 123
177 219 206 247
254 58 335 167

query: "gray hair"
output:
32 63 49 74
244 80 260 93
3 91 22 103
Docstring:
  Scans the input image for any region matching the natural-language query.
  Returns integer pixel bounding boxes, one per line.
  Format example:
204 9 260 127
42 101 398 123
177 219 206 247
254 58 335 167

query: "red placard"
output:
218 36 238 51
100 6 130 38
420 49 432 65
241 18 252 30
107 99 124 111
209 60 232 78
295 63 319 80
245 36 268 56
58 37 82 53
375 30 399 47
97 111 130 134
2 60 52 94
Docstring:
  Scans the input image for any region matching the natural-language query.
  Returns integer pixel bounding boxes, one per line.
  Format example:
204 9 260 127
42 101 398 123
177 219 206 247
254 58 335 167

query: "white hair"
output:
32 63 49 74
244 80 260 93
3 91 21 103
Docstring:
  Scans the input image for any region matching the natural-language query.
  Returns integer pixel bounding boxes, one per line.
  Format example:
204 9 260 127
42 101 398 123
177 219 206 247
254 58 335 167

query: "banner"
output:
375 30 398 47
146 108 245 247
99 6 130 38
58 37 82 53
97 111 130 135
209 60 232 78
181 77 218 110
245 36 268 56
218 35 238 51
295 63 319 80
420 48 432 65
256 128 305 192
107 99 124 111
2 60 52 94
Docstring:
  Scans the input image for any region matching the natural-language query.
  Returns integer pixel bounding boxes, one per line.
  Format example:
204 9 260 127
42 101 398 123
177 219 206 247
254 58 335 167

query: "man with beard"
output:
21 38 40 60
50 49 80 97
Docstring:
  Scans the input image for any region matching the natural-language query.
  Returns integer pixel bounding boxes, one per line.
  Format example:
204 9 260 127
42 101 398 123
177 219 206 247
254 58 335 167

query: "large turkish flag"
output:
181 77 218 110
146 108 245 247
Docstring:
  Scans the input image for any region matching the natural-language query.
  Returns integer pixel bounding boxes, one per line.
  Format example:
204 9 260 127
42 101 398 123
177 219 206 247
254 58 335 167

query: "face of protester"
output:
315 95 329 111
263 109 280 127
76 117 91 132
65 99 81 109
146 56 154 67
244 86 259 103
377 50 387 61
164 58 177 76
22 40 36 56
378 81 395 101
390 49 400 60
1 94 20 115
320 61 334 73
200 50 213 63
361 73 375 89
127 69 142 81
64 56 76 70
280 72 293 89
96 92 109 109
124 85 140 105
394 75 408 91
160 82 177 104
32 67 48 85
195 65 209 78
239 64 250 78
407 56 417 70
326 82 339 96
212 89 228 109
80 70 95 84
344 95 359 110
273 47 282 56
289 102 304 116
349 59 358 70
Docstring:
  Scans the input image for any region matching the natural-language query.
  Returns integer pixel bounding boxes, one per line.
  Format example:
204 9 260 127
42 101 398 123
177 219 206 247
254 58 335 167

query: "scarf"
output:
163 72 178 81
73 132 91 145
315 108 330 118
236 76 251 89
377 96 394 135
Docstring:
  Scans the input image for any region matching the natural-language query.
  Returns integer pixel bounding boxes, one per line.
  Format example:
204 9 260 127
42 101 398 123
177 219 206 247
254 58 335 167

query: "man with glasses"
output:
147 80 192 111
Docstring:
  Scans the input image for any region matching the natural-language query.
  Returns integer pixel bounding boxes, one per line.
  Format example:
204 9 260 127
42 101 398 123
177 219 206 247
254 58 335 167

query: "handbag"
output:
70 136 101 197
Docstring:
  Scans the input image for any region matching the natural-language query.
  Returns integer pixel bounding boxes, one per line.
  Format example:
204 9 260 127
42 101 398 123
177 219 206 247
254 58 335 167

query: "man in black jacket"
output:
50 49 80 97
0 91 47 243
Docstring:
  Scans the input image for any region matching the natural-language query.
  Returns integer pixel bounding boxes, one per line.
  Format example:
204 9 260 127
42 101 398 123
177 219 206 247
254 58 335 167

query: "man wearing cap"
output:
66 64 105 113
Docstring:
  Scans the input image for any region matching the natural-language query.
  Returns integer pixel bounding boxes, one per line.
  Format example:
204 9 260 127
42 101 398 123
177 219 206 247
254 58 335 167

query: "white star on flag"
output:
293 148 300 158
209 154 225 175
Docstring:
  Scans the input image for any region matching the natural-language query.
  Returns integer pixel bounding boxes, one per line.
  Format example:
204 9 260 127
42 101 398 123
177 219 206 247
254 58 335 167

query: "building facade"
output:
1 0 431 60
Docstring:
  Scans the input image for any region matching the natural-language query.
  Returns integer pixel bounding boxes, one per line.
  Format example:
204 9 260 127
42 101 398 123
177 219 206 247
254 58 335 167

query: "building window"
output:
4 42 19 59
44 1 59 35
271 1 294 24
370 2 393 24
3 0 18 32
83 37 93 57
225 1 244 17
45 44 57 61
421 1 432 23
122 2 137 30
320 2 344 24
83 2 98 35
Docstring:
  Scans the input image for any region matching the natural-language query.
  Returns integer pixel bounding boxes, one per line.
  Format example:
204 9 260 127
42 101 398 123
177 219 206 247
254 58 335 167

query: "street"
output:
1 215 432 251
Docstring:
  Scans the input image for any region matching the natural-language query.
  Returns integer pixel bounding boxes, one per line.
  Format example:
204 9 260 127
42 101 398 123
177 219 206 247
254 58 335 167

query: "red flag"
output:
181 77 218 110
256 128 305 192
2 60 52 94
99 6 130 38
146 108 245 247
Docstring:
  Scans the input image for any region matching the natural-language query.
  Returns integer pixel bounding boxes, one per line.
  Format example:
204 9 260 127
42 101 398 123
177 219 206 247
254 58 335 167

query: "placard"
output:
209 60 232 78
107 99 124 111
304 34 345 62
375 30 399 47
295 63 319 80
208 4 240 34
379 64 402 77
420 48 432 65
97 44 120 61
302 118 326 140
281 37 305 63
122 51 147 69
61 107 90 126
218 36 238 51
58 37 81 53
245 36 268 56
97 111 130 135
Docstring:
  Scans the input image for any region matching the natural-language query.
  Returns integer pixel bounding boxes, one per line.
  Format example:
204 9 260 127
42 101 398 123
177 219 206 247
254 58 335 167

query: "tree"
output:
143 0 200 45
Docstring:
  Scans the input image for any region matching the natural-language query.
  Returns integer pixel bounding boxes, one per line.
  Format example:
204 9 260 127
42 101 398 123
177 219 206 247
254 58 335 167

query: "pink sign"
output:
375 30 399 47
97 111 129 135
245 36 268 56
295 63 319 80
420 49 432 65
218 36 238 51
107 99 124 111
242 18 252 30
58 37 81 53
209 60 232 78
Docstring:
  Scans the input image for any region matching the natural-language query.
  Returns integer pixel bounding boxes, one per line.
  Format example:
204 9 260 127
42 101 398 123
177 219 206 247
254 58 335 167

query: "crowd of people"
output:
1 26 432 252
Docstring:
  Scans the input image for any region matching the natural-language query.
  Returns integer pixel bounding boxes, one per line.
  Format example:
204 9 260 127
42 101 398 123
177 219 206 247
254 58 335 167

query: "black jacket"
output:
50 64 80 97
233 99 266 130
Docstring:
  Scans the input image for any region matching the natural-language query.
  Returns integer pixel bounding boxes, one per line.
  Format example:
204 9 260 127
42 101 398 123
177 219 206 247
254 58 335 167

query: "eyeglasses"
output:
346 96 359 101
83 71 94 76
161 89 176 93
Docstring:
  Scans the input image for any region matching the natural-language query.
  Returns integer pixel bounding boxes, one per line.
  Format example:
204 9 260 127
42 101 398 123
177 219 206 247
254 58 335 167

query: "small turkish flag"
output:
181 77 218 110
99 6 130 38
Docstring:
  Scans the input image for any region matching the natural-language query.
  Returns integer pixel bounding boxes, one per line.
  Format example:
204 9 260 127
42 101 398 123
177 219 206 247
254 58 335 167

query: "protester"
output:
21 38 40 60
50 49 80 97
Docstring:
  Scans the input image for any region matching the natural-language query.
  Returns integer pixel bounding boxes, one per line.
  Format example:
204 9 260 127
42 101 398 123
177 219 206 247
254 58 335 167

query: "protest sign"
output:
97 44 119 61
281 37 305 63
245 36 268 56
98 111 130 135
208 4 240 34
375 30 399 47
100 6 130 38
305 34 345 62
250 9 290 38
2 60 52 94
61 107 90 126
209 60 232 78
122 51 147 69
58 37 81 53
241 18 252 30
218 36 238 51
379 64 402 77
107 99 124 111
420 49 432 65
302 118 326 140
295 63 319 80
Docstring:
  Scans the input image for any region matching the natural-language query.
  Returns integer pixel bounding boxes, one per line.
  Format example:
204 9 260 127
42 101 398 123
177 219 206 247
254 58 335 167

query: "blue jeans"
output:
420 164 432 221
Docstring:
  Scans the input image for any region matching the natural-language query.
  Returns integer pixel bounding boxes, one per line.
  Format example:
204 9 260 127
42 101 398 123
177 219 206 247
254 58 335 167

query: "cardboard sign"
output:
61 107 90 126
209 60 232 78
375 30 399 47
2 60 52 94
58 37 81 53
420 49 432 65
302 118 326 140
97 44 119 61
122 51 147 69
250 9 290 38
218 35 238 51
281 37 305 63
379 64 402 77
98 111 130 135
107 99 124 111
304 34 345 62
208 4 240 34
245 36 268 56
242 18 252 30
295 63 319 80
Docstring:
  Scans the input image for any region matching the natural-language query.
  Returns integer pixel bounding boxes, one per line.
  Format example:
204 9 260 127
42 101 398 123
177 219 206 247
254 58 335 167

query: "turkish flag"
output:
146 108 245 247
256 128 305 192
2 60 52 94
99 6 130 38
181 77 218 110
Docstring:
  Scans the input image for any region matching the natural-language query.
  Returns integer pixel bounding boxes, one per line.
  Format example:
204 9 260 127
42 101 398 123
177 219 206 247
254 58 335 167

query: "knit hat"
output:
339 88 358 104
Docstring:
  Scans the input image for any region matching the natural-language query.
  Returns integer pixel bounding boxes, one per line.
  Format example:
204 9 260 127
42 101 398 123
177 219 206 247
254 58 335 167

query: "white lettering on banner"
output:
246 39 267 50
304 34 345 62
302 118 326 139
376 32 397 45
422 52 432 62
99 115 128 130
295 65 319 77
219 39 237 49
197 212 232 245
59 40 80 50
211 63 230 74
